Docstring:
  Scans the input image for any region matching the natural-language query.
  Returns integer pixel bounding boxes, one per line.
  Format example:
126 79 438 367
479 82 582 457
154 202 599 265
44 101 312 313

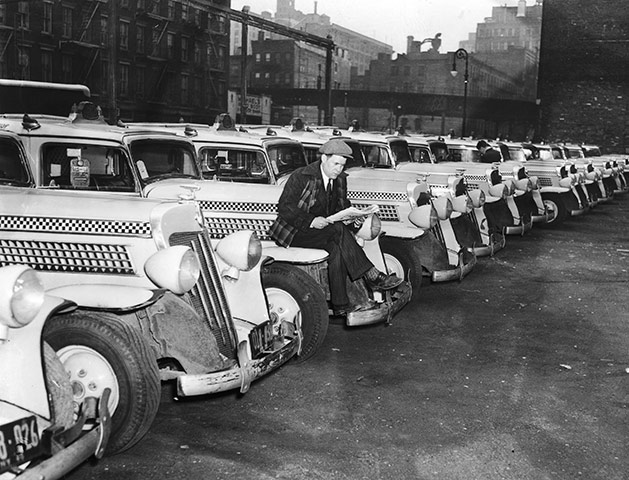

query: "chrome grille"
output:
353 203 400 222
538 177 553 187
169 231 238 360
0 239 134 274
204 216 273 240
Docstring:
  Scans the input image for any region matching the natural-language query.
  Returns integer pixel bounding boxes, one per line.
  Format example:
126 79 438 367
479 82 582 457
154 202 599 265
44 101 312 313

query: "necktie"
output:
326 180 333 215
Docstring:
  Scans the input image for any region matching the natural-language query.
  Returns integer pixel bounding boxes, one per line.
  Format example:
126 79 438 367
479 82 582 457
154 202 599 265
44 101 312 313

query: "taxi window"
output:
410 146 432 163
267 144 307 178
41 144 135 192
445 146 481 162
130 140 198 183
362 144 392 168
389 140 411 165
430 142 449 163
199 147 270 183
508 147 527 162
0 138 30 185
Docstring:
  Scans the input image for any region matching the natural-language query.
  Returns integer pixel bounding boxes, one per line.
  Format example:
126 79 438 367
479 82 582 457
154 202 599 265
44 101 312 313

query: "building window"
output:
120 0 129 7
42 2 53 34
167 0 175 19
100 16 108 45
17 1 29 29
167 32 175 59
181 74 189 104
17 47 30 79
255 53 261 63
99 60 108 92
120 21 129 50
391 66 399 76
284 52 291 62
137 25 145 53
264 72 270 79
181 36 189 62
0 4 6 25
152 29 161 56
254 72 261 79
181 1 188 21
62 55 72 83
265 53 271 62
193 76 201 100
136 66 145 98
137 0 145 9
62 7 73 38
41 50 53 81
194 8 201 26
194 42 201 64
120 63 129 96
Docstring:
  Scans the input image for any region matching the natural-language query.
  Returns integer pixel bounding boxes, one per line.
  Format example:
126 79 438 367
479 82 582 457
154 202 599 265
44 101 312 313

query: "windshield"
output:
565 147 584 159
41 143 136 191
389 139 411 164
199 146 270 183
362 144 393 168
267 143 307 178
429 142 449 163
409 145 433 163
446 146 481 162
507 146 527 162
0 137 31 186
130 140 198 184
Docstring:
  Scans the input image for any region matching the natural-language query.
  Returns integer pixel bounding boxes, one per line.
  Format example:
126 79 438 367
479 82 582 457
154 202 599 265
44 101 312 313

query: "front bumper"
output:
431 248 476 282
346 280 412 327
177 323 300 397
504 213 533 235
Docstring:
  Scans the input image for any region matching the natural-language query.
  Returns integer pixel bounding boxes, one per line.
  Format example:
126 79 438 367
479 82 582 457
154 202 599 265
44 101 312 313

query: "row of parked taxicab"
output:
1 82 627 478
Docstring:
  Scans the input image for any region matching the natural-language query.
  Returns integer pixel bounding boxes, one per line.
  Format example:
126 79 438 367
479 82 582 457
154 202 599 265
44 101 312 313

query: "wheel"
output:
379 237 423 291
541 193 568 227
262 263 329 364
43 310 160 455
43 342 74 429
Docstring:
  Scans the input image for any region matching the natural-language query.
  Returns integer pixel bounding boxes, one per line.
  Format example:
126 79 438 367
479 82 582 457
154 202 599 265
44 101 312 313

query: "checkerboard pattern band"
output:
0 215 152 237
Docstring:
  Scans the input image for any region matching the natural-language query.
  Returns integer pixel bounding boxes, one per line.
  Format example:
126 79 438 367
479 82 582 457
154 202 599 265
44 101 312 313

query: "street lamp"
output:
450 48 469 138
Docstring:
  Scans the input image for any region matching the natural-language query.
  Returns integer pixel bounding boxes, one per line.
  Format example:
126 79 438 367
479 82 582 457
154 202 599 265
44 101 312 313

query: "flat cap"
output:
319 138 353 158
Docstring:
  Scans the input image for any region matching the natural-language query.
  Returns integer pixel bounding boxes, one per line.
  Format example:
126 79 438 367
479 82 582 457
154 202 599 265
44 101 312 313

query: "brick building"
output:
0 0 231 123
537 0 629 152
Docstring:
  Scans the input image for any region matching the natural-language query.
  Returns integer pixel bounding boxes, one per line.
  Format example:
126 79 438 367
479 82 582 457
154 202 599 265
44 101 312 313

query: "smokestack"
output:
314 1 317 14
517 0 526 17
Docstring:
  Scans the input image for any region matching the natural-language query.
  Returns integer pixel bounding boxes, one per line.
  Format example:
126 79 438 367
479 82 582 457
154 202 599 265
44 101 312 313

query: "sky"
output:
230 0 511 54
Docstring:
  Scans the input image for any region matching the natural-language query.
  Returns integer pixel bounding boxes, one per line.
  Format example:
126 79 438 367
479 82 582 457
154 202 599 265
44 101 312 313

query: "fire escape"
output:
136 0 170 103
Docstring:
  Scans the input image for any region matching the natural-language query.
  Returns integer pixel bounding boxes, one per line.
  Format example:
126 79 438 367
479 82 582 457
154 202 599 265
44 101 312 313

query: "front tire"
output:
43 310 160 455
541 193 568 227
262 263 329 364
380 237 423 291
44 342 74 429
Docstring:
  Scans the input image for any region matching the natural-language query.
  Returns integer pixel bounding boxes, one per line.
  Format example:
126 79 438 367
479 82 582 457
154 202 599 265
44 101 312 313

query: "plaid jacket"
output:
269 160 350 247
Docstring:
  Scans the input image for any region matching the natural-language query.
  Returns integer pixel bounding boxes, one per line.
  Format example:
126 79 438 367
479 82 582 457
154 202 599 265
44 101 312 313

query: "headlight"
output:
528 176 540 190
0 265 45 329
407 181 430 207
488 183 508 199
450 194 473 214
559 176 574 188
215 230 262 272
145 246 200 294
356 214 382 240
432 195 453 220
468 189 486 207
408 204 438 229
504 179 516 195
513 178 532 192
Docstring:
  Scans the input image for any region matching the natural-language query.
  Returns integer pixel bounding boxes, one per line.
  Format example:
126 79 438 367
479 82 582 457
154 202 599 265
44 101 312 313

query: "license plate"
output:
249 321 275 359
0 416 43 474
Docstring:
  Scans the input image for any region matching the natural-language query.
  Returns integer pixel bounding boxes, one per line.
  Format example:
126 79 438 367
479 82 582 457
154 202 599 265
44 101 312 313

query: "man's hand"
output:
310 216 331 229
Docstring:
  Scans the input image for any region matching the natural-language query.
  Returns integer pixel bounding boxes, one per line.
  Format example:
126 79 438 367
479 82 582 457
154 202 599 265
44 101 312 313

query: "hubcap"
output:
57 345 119 415
383 253 405 280
265 287 300 332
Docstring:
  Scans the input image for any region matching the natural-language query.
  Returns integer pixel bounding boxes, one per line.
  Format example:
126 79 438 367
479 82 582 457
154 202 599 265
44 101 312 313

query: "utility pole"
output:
108 0 118 123
240 6 249 124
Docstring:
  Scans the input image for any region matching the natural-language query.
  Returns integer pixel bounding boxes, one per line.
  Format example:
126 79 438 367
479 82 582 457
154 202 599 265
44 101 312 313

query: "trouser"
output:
292 222 373 307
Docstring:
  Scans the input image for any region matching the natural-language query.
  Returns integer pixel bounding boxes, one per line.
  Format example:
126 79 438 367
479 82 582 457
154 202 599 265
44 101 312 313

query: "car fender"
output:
46 284 165 312
538 186 570 194
262 245 329 264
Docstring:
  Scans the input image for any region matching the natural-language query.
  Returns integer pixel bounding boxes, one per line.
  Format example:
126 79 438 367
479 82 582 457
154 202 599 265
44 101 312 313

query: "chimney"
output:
407 35 414 54
517 0 526 17
314 1 317 14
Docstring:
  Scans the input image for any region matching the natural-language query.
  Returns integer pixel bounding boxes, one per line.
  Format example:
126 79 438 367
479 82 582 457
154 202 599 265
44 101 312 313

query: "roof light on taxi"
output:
468 189 486 208
432 195 453 220
0 265 45 334
184 125 198 137
72 101 105 123
266 128 278 136
216 231 263 280
22 113 41 131
145 246 200 294
408 204 438 229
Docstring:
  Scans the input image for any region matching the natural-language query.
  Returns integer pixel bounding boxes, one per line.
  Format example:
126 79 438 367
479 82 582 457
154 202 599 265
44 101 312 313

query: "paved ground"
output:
69 194 629 480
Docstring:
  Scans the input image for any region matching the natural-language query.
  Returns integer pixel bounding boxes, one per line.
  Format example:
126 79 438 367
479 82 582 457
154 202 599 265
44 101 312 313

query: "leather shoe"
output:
365 272 403 290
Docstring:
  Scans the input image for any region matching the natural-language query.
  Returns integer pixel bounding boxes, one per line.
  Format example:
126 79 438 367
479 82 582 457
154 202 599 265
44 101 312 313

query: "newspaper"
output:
326 204 379 223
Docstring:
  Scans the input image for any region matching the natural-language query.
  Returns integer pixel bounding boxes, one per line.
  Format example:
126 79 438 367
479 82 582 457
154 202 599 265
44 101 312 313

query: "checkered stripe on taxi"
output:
203 216 273 240
198 200 278 214
348 190 407 202
0 239 135 274
462 174 488 183
0 215 152 236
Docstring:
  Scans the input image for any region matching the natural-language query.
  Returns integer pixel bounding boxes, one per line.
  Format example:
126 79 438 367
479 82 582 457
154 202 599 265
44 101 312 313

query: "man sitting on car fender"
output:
269 139 402 316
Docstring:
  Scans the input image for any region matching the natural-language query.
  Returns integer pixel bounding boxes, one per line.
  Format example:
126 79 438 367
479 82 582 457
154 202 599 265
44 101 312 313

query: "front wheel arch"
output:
43 310 161 455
